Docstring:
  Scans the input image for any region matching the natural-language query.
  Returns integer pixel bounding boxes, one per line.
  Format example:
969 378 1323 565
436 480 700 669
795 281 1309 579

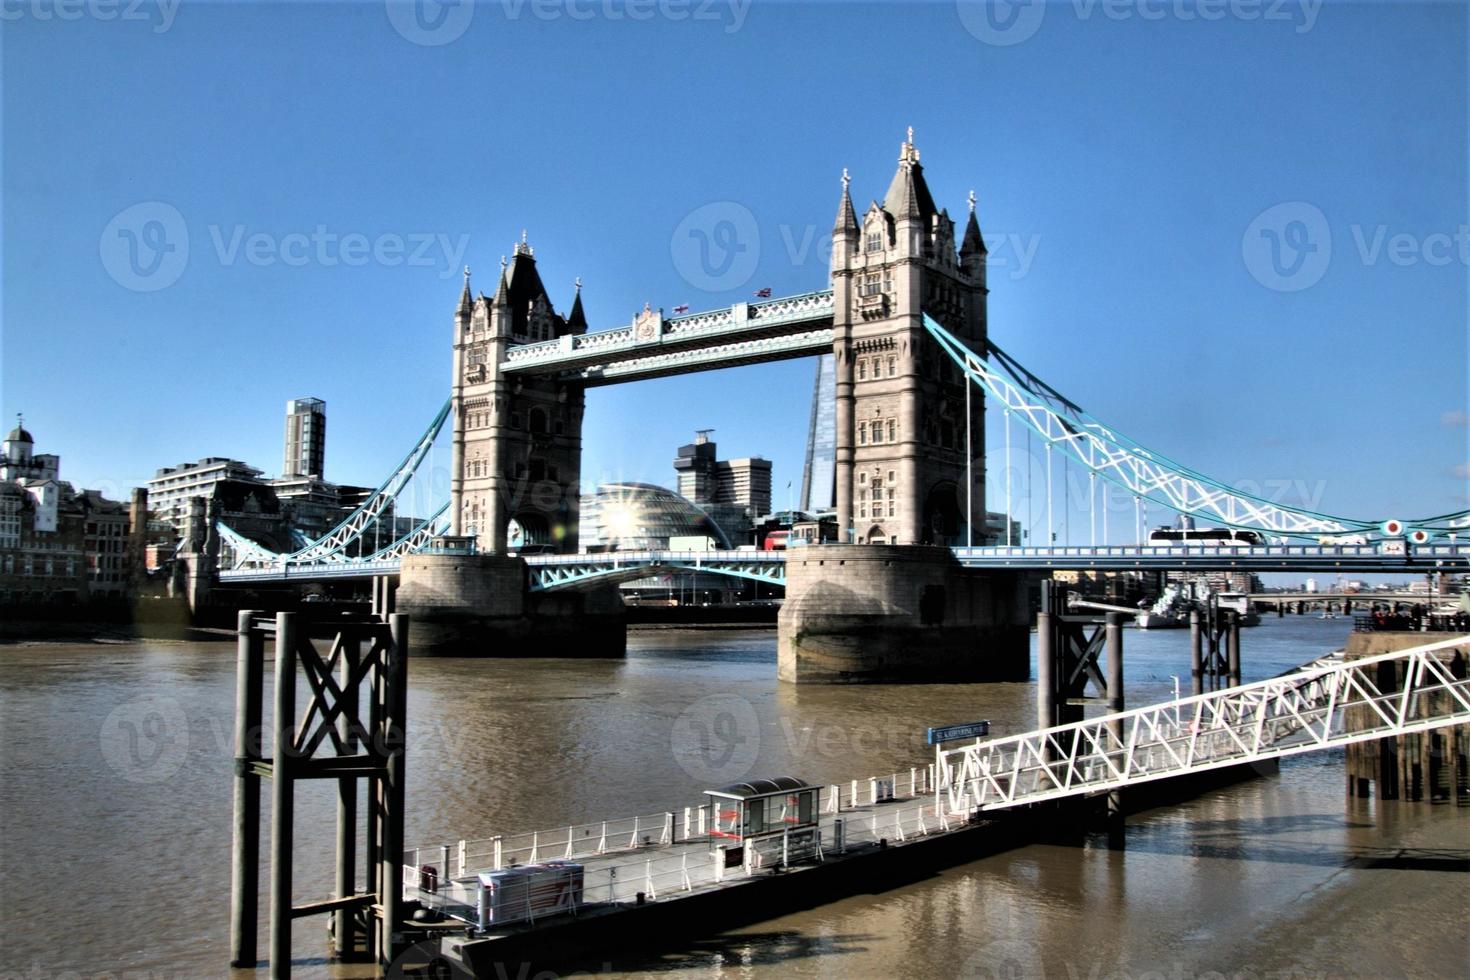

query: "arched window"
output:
529 408 548 435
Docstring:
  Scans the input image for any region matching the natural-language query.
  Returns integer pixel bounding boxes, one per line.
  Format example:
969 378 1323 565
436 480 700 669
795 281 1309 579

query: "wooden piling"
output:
230 611 263 968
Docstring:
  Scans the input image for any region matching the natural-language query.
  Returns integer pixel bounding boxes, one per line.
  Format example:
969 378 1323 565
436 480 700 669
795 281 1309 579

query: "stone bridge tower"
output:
450 237 588 554
830 131 988 546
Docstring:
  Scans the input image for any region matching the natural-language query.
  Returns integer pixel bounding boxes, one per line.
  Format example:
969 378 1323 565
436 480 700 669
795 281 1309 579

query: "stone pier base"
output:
396 553 625 658
777 544 1029 684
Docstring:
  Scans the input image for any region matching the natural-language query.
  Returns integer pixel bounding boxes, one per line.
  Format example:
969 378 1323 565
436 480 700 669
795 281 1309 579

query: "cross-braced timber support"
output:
229 610 410 977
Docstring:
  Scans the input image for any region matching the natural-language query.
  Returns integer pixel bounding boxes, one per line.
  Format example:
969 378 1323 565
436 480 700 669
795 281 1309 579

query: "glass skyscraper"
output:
799 354 836 514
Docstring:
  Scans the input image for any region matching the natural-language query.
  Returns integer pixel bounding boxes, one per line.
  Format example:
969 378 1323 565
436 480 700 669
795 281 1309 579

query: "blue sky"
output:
2 0 1466 543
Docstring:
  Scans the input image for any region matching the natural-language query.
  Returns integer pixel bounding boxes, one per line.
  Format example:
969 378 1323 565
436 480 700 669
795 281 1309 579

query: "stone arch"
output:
508 513 550 548
922 480 962 547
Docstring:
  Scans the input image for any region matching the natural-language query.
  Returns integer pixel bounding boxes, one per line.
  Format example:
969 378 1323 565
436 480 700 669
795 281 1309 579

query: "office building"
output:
283 397 326 478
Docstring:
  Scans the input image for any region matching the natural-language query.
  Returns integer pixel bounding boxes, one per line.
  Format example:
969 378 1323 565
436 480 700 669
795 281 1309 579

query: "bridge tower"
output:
399 240 623 657
778 135 1026 683
450 238 588 554
831 130 988 546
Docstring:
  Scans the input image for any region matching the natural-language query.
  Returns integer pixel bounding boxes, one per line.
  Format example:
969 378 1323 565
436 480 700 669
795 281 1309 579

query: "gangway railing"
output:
939 635 1470 813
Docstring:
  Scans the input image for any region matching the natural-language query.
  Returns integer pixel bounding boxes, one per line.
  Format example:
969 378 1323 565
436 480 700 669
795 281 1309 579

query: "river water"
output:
0 617 1464 979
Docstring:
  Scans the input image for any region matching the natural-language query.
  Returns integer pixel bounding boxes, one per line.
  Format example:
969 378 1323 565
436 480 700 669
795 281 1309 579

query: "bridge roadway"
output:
500 289 836 384
214 541 1470 585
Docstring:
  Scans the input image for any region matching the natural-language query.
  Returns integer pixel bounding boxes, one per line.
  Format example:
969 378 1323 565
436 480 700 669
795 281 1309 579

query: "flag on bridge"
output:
673 304 689 314
754 287 772 297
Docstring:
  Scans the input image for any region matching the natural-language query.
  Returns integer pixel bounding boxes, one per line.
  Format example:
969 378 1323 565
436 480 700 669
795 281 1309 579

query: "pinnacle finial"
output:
464 265 471 281
521 228 527 244
968 190 976 214
841 167 850 190
906 125 914 144
575 276 582 290
500 255 507 270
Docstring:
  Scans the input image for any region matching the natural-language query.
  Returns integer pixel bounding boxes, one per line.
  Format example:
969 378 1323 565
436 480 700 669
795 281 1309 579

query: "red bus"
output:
762 530 791 551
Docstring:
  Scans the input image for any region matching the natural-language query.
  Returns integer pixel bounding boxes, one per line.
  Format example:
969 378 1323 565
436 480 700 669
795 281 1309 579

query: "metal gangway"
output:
939 635 1470 813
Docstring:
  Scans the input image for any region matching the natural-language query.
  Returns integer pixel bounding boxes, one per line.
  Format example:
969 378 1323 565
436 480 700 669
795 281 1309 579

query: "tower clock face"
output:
636 319 657 341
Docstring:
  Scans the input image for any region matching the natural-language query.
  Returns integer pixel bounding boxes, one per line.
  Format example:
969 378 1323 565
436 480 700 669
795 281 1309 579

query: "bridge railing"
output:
937 634 1470 814
401 763 945 916
523 549 786 566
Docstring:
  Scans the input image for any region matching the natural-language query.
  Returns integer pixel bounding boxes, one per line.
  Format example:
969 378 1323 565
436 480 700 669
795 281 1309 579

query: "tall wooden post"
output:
1105 612 1126 847
1189 609 1203 697
333 638 360 959
1036 582 1056 732
1226 610 1242 688
269 612 298 980
230 611 264 967
378 613 410 967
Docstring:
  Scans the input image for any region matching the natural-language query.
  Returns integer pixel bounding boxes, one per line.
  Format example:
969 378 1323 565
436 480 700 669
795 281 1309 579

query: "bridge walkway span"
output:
938 634 1470 814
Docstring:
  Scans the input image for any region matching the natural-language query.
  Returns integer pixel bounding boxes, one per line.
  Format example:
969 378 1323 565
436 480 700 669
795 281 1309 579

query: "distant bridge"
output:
213 541 1470 587
208 289 1469 586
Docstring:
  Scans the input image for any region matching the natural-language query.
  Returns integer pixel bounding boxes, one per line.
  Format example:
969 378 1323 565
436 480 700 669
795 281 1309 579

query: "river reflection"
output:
0 617 1463 979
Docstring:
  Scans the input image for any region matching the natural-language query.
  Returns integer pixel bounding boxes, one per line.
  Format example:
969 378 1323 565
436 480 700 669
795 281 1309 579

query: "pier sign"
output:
926 721 990 745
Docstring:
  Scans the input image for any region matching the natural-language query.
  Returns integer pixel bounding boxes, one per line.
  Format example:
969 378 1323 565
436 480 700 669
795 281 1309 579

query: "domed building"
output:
579 482 731 552
578 482 768 606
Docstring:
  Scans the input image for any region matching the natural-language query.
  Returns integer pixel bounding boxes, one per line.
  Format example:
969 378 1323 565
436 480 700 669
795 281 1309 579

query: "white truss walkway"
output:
938 635 1470 814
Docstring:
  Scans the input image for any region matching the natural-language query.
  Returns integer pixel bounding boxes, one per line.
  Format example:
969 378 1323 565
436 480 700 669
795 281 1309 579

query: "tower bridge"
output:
197 133 1469 679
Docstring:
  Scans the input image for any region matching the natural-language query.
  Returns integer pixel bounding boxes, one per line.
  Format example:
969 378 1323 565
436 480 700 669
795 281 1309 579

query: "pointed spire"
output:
890 165 923 220
493 256 510 306
457 265 473 314
567 277 587 332
884 127 934 222
961 190 987 259
834 167 858 235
